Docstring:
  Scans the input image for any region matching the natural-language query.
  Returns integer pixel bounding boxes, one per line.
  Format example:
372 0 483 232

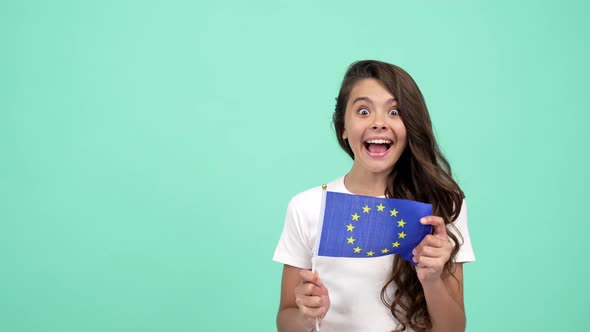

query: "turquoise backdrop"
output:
2 0 589 331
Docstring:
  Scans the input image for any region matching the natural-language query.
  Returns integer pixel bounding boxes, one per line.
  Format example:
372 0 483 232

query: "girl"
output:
273 60 475 332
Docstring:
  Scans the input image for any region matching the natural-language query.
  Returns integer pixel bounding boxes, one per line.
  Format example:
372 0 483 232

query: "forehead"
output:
348 78 396 102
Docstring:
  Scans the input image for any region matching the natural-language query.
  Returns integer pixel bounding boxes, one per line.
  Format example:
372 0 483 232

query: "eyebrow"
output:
352 96 397 105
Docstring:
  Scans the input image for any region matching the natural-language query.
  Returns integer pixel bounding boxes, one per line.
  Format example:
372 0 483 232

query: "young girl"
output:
273 60 475 332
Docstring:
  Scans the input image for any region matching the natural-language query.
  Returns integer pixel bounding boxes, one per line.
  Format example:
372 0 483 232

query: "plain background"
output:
2 0 589 331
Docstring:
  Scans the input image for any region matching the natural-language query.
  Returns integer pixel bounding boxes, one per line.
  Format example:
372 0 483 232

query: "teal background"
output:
2 1 589 331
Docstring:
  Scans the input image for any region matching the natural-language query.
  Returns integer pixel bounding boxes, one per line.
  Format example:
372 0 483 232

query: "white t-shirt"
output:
273 176 475 332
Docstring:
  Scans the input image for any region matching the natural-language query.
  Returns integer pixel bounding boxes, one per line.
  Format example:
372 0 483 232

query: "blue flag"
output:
315 191 432 264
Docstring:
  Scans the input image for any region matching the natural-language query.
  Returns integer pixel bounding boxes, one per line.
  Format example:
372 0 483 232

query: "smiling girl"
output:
273 60 475 332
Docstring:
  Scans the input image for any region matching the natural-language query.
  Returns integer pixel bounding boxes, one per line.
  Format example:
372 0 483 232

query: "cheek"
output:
344 124 364 143
341 112 353 139
396 123 408 146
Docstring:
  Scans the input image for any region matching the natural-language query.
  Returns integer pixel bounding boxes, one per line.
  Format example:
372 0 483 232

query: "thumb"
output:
421 216 446 237
313 271 321 286
315 273 329 295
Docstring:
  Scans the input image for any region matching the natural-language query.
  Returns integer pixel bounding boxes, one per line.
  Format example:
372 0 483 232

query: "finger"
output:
415 245 438 258
414 238 453 259
420 216 447 237
296 281 327 298
315 274 330 296
295 294 324 309
418 248 451 265
415 255 446 271
299 304 328 320
425 234 446 248
299 270 324 288
297 282 315 296
299 270 317 283
413 234 442 256
309 284 327 296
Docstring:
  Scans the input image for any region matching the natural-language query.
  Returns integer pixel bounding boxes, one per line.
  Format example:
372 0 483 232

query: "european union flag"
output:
315 191 432 264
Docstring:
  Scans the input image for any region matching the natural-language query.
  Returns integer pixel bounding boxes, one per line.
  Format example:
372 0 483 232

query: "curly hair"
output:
332 60 464 331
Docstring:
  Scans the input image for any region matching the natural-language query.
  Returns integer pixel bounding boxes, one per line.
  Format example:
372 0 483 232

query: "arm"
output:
422 264 466 332
277 265 330 332
413 216 467 332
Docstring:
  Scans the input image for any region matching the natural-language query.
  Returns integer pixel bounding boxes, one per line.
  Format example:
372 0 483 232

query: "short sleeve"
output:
447 199 476 263
273 198 313 269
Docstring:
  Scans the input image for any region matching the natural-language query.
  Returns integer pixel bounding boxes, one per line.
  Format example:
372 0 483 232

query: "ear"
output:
342 128 348 140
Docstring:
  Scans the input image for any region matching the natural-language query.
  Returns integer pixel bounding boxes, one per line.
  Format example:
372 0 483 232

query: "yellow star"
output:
381 248 389 254
353 246 362 253
346 223 355 232
398 231 407 239
366 251 374 256
351 213 360 221
397 219 406 228
377 203 385 212
362 205 370 213
390 208 398 217
392 241 400 248
346 236 356 244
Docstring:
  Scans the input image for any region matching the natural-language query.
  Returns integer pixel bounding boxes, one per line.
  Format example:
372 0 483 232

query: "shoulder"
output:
273 177 346 268
286 176 346 225
288 185 323 212
448 198 476 262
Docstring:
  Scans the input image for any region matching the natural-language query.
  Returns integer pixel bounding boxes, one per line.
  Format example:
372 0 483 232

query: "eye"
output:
388 109 399 116
357 108 369 115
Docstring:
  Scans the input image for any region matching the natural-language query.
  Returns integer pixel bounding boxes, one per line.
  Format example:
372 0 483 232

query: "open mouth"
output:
364 139 392 154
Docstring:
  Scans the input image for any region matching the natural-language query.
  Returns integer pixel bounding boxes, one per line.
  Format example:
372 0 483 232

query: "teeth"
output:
365 139 392 144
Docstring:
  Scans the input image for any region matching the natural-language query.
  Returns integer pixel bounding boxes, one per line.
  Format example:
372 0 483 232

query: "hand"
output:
412 216 453 285
294 270 331 329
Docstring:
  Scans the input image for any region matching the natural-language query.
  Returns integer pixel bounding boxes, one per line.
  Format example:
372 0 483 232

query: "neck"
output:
344 167 390 197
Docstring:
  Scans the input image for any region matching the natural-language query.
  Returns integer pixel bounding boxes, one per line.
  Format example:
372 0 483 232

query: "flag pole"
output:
311 183 328 332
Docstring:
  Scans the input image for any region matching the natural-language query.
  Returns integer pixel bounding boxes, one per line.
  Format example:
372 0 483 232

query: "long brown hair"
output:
333 60 464 331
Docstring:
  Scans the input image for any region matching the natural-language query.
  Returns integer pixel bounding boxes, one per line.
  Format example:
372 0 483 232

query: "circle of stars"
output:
345 203 407 256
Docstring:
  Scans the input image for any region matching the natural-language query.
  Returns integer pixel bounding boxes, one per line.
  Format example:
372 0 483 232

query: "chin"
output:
359 161 396 175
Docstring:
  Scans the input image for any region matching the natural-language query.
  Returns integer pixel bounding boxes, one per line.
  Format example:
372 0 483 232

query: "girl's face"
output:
342 78 407 176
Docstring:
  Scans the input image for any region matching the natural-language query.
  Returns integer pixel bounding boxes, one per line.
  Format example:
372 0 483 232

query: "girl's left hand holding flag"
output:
411 215 467 331
412 216 454 284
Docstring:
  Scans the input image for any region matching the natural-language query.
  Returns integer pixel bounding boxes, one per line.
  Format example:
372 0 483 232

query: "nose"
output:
371 113 387 130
